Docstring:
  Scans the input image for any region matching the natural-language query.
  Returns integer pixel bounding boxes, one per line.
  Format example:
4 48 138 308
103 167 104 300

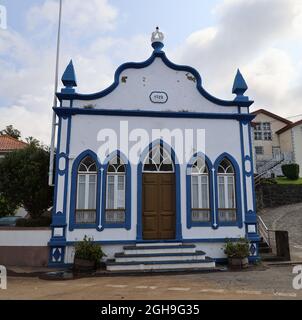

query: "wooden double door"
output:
142 173 176 240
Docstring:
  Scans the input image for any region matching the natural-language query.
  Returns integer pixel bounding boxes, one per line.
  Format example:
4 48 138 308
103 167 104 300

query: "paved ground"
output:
259 202 302 261
1 264 302 300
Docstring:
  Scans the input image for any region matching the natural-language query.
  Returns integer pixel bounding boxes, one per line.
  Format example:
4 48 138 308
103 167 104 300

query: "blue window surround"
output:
186 153 214 228
100 150 131 231
213 153 243 228
69 149 102 231
136 139 182 241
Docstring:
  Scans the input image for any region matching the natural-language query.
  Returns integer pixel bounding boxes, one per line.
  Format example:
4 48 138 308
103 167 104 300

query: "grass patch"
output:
275 177 302 185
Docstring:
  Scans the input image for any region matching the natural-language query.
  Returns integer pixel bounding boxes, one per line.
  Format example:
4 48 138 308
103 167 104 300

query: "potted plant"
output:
224 238 250 270
73 235 106 273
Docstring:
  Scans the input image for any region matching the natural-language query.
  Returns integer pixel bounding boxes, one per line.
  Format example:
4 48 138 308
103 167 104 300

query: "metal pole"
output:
48 0 63 186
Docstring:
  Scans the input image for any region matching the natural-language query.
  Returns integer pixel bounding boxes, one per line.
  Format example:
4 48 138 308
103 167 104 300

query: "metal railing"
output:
257 216 276 253
254 154 285 186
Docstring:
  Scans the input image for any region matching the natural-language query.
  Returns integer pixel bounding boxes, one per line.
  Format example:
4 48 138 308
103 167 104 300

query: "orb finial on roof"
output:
151 27 164 52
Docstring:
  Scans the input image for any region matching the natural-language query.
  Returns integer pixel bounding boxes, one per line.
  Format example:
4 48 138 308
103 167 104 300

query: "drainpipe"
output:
48 0 63 186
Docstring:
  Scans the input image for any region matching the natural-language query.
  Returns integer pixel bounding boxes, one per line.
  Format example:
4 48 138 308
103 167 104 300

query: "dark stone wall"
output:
256 184 302 210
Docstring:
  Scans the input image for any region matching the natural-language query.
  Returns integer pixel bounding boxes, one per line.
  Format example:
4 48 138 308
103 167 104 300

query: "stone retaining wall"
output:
256 184 302 210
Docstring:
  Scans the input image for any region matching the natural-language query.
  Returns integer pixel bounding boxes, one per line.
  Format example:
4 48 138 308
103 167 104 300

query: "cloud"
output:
26 0 118 36
172 0 302 118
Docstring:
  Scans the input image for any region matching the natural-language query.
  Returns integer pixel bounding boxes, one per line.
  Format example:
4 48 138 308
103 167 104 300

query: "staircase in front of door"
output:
105 242 216 272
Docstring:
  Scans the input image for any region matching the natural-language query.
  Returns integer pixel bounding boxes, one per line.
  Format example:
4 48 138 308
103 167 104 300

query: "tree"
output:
0 144 53 219
25 136 40 147
0 125 21 140
0 194 18 217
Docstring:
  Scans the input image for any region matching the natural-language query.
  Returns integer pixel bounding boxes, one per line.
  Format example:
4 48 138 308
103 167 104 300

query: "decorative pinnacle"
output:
151 26 164 52
232 69 248 97
61 60 77 88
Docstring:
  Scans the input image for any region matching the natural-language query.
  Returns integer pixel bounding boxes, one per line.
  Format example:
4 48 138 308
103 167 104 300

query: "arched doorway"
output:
142 144 176 240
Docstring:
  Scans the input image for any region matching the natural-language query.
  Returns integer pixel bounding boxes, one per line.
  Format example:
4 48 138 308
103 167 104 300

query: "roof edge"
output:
57 50 253 108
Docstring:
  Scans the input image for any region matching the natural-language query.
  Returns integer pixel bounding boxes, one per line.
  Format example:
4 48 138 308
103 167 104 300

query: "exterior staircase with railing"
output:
255 154 285 186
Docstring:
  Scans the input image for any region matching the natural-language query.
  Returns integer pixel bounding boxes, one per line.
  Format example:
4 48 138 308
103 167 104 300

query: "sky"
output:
0 0 302 143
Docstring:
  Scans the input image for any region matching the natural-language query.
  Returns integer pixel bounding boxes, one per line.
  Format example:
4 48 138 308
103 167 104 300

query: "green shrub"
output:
224 238 250 259
16 215 51 227
0 194 18 217
281 164 300 180
74 236 106 267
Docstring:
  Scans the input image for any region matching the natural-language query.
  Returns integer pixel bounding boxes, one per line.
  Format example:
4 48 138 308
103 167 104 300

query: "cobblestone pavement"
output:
259 202 302 261
1 265 302 300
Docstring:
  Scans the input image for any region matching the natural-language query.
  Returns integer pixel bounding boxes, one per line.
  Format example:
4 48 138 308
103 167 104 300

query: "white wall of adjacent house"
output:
252 113 289 160
292 125 302 177
279 129 293 154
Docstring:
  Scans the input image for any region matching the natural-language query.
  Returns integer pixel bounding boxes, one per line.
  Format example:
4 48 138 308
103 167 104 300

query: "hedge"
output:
16 215 51 227
281 163 300 180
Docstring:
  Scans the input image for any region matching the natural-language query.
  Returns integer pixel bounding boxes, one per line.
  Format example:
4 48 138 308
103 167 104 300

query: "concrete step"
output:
260 253 287 262
106 258 215 271
259 247 272 254
123 244 196 255
135 242 183 247
114 250 206 263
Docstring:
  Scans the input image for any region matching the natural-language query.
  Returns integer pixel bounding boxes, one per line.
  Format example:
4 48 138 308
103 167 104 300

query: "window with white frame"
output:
263 131 272 141
105 157 126 224
143 145 174 172
255 146 264 155
254 131 262 140
262 122 271 131
190 158 210 222
217 158 236 222
76 156 97 224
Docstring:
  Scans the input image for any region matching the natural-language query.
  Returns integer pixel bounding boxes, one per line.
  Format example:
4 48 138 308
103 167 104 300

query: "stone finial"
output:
151 27 164 52
232 69 248 97
61 60 77 91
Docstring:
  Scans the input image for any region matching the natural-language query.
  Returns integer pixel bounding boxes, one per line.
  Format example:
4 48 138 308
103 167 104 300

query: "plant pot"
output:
228 257 249 270
73 257 96 273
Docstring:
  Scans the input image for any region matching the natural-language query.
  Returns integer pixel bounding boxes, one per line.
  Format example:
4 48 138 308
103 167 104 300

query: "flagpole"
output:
49 0 63 186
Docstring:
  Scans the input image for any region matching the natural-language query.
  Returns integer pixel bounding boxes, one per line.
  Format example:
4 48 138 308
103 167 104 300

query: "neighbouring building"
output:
49 29 259 270
0 134 27 159
251 109 302 177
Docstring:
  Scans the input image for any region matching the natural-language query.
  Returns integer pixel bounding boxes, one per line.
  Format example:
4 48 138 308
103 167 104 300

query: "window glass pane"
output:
88 175 96 209
191 176 199 208
77 178 86 209
78 175 85 183
107 175 115 209
227 176 235 208
117 175 125 209
218 177 225 208
201 177 208 209
191 210 210 222
76 210 96 224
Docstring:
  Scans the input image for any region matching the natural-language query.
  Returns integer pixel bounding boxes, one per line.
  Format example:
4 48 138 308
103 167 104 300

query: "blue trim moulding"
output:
56 50 253 108
100 150 131 231
213 153 243 228
53 107 256 122
186 152 214 228
136 139 182 241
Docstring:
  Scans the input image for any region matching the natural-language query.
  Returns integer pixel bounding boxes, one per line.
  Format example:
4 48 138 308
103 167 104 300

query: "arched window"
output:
105 157 126 224
143 145 174 172
190 157 210 222
217 158 236 222
76 156 97 224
